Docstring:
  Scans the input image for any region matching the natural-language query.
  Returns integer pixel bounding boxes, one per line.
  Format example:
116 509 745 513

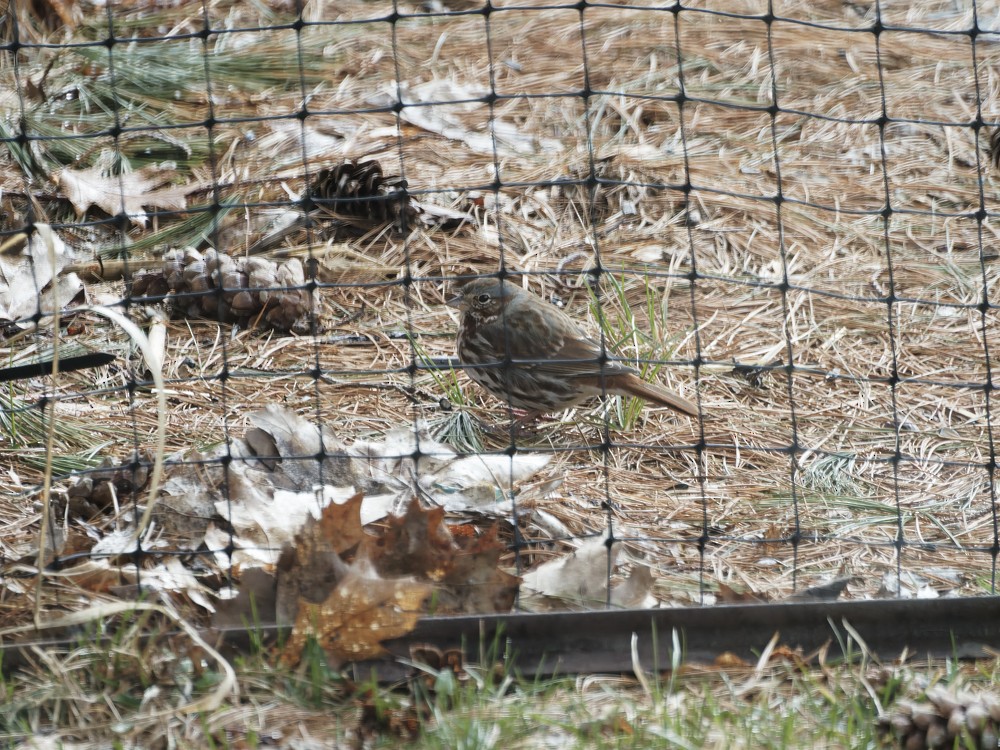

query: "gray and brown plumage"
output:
447 278 699 421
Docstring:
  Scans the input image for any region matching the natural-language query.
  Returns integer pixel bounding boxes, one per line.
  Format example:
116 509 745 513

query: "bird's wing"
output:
540 330 637 379
488 302 635 379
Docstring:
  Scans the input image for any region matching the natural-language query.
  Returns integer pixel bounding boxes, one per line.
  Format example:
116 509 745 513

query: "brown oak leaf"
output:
281 557 431 666
365 498 518 614
57 164 187 226
275 491 370 625
364 497 454 580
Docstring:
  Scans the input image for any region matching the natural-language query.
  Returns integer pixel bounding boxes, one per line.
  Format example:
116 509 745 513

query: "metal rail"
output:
356 597 1000 681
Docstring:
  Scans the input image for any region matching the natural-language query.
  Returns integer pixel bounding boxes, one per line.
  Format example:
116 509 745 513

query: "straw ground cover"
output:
2 0 1000 745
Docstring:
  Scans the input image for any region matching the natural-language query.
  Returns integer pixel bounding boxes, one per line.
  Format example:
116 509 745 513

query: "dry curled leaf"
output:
364 498 518 614
715 652 752 669
365 498 454 580
317 490 367 555
57 163 187 226
275 492 371 626
442 526 519 614
281 557 431 666
0 224 82 321
716 581 767 604
521 535 618 610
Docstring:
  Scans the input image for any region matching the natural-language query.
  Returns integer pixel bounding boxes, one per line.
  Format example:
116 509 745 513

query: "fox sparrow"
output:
447 277 698 421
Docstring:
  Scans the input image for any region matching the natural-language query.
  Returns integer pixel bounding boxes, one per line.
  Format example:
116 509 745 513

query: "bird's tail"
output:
616 374 700 417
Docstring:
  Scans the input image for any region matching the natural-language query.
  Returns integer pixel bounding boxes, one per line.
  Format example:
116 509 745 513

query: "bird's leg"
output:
478 408 544 437
506 409 546 438
512 408 543 426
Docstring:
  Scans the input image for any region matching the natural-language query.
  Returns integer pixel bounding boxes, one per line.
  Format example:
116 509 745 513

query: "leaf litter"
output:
9 405 562 663
0 2 993 743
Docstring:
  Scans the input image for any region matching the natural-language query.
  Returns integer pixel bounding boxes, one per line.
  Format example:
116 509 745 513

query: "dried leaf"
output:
246 405 356 489
769 645 807 663
317 490 366 555
219 484 360 570
715 652 752 669
212 568 277 629
0 224 82 321
610 563 656 609
716 581 767 604
364 498 518 614
441 526 518 613
57 559 122 593
365 497 454 580
275 493 361 624
156 467 218 539
104 558 216 612
281 557 431 666
521 535 618 609
57 164 187 226
418 452 552 512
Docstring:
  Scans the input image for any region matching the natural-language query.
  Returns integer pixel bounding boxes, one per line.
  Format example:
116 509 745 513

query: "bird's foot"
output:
478 410 544 439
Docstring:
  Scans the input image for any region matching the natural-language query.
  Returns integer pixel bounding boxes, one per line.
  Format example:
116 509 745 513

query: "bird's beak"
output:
446 293 463 309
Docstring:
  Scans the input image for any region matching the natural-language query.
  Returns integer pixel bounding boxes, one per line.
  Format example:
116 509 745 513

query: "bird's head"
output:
446 278 521 321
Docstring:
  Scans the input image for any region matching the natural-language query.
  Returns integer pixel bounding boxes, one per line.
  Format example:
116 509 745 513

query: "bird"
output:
447 277 699 423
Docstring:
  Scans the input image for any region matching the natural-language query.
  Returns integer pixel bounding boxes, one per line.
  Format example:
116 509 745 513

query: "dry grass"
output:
2 0 999 602
1 1 1000 741
0 0 1000 747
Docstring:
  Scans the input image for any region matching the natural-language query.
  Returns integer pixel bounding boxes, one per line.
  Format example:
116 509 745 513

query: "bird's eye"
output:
476 293 490 303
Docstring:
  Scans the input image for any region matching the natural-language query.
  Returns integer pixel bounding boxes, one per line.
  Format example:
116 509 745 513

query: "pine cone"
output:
64 451 152 515
241 159 415 256
307 160 414 230
132 248 313 333
879 684 1000 748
